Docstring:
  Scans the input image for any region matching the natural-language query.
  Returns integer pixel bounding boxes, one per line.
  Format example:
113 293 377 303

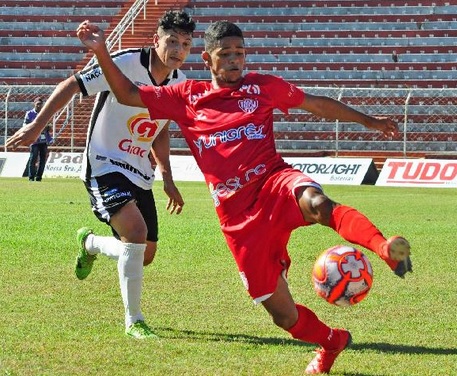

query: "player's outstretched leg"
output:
329 205 412 278
379 236 412 278
75 227 97 280
305 329 352 374
125 320 158 339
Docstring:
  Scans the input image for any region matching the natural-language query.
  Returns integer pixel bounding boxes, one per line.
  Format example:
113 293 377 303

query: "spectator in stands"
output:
73 20 413 373
6 10 196 340
23 97 52 181
391 50 399 63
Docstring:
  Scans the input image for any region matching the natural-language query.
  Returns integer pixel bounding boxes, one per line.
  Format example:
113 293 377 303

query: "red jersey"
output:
139 72 305 223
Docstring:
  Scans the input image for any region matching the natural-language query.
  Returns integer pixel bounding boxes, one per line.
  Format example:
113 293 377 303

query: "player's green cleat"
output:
75 227 96 280
125 321 158 339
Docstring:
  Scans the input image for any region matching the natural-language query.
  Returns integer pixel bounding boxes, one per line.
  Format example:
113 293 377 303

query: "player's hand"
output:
163 180 184 215
5 123 41 149
77 20 106 52
366 116 399 138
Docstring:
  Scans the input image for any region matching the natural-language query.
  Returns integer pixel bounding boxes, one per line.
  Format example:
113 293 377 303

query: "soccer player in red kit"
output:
74 20 412 374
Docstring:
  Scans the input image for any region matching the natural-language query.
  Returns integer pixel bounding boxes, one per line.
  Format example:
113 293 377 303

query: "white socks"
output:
84 234 146 329
85 233 122 260
118 242 146 328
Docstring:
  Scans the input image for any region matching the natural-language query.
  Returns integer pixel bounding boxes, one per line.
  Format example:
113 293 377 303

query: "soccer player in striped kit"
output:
7 11 195 339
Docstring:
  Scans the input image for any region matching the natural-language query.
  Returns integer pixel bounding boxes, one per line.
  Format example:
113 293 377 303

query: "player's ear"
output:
152 34 160 47
201 51 211 67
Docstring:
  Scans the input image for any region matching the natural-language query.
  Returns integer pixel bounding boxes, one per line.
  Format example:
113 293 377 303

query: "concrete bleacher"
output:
2 0 457 163
0 0 124 85
1 0 190 151
174 0 457 164
183 0 457 88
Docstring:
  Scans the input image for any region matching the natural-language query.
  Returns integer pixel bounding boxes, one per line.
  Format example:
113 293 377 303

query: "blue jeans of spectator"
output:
28 143 48 181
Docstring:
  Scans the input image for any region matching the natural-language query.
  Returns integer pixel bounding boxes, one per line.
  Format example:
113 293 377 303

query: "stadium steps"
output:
0 0 123 86
183 0 457 89
76 0 191 70
69 0 191 151
4 0 457 162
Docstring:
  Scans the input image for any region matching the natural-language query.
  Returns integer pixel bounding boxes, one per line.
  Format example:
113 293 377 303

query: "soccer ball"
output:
312 245 373 307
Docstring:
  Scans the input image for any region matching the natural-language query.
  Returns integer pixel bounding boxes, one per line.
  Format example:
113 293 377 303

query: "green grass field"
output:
1 178 456 376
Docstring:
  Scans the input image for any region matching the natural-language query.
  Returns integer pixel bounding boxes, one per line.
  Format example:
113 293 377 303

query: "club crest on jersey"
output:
238 98 258 114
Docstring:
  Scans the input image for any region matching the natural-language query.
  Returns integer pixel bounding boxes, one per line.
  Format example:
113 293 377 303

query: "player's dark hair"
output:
158 10 196 35
204 21 244 52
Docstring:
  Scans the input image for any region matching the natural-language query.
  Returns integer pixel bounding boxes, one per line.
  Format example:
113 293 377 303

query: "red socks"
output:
328 205 386 257
287 304 341 349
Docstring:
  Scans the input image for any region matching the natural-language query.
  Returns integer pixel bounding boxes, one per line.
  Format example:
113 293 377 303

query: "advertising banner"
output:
376 159 457 188
155 155 204 181
0 152 30 177
1 153 378 186
283 157 378 185
42 152 83 178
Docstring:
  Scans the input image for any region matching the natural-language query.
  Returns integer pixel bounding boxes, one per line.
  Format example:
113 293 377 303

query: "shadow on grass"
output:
159 327 457 356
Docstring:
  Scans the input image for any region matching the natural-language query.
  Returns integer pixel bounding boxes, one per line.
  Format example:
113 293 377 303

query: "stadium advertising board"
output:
156 156 376 184
43 152 83 177
376 159 457 188
0 153 376 185
154 155 204 181
283 157 376 185
0 152 30 177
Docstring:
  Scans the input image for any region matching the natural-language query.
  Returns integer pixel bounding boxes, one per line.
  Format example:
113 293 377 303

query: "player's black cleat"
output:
394 256 413 278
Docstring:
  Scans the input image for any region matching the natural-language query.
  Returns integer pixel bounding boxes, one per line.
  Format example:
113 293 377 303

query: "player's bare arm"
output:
6 77 80 149
77 21 143 108
297 93 399 138
151 123 184 215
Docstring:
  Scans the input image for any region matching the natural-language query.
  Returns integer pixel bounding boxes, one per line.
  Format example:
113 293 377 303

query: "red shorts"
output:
221 168 322 303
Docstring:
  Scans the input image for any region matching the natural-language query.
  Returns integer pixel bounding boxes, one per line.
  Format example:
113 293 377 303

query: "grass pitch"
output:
1 178 456 376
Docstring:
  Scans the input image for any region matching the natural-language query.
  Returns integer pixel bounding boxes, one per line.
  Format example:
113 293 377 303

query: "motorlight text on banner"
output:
283 157 374 185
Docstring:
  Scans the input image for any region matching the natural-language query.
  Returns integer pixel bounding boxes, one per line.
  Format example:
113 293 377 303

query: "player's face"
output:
154 28 193 70
205 36 246 87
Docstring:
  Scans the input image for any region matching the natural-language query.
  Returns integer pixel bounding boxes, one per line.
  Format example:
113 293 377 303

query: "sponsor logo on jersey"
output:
193 123 266 156
239 84 260 95
118 139 148 157
109 159 151 181
83 67 103 82
127 113 158 142
287 83 297 97
208 163 266 207
118 113 159 157
190 89 211 103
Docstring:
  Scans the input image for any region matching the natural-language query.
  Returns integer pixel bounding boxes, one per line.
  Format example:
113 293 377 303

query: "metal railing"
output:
0 0 151 152
85 0 150 67
2 85 457 156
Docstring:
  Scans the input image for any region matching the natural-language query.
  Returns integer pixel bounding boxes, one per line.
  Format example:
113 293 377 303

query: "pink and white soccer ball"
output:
312 245 373 307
